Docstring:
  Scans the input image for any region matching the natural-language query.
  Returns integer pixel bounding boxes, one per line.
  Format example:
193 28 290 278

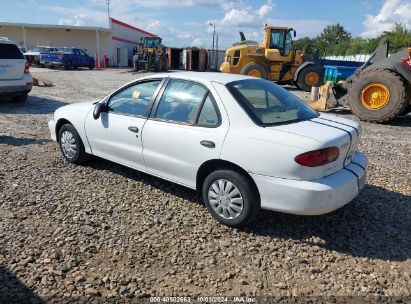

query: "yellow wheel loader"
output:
220 26 324 91
133 37 167 72
308 39 411 123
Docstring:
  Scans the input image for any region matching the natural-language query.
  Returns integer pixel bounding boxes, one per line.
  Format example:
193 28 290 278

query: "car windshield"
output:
226 79 318 126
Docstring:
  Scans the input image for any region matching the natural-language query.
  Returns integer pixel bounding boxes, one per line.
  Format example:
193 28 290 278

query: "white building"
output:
0 18 157 67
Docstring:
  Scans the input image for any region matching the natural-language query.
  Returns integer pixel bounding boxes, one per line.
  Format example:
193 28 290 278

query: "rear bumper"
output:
251 151 368 215
0 75 33 96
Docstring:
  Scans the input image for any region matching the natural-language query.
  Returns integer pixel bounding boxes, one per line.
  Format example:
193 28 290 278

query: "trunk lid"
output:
267 114 360 179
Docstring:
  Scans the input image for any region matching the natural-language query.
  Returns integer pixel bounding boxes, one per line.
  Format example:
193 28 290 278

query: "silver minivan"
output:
0 37 32 102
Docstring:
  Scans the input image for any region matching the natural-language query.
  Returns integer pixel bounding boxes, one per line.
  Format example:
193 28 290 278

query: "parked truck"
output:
24 46 59 66
41 47 95 70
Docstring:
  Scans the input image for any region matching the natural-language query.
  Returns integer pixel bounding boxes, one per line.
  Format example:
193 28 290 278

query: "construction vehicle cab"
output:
133 36 167 72
220 25 324 91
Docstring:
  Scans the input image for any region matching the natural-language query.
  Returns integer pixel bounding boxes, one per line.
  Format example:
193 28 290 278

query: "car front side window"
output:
154 79 208 124
107 80 162 117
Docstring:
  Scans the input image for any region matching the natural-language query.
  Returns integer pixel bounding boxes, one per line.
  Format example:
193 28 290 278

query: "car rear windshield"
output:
226 79 318 126
0 43 24 59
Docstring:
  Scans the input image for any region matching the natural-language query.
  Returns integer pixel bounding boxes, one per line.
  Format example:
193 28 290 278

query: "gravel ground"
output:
0 67 410 303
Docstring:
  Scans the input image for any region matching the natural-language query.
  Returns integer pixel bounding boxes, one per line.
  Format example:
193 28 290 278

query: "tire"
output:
202 170 260 227
12 93 28 103
89 63 94 70
64 60 73 70
296 64 324 92
400 105 411 116
154 58 161 72
58 124 89 164
240 62 268 79
348 70 409 123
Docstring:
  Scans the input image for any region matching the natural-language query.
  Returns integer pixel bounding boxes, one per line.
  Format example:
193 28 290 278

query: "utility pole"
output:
210 23 215 71
106 0 111 19
215 34 218 71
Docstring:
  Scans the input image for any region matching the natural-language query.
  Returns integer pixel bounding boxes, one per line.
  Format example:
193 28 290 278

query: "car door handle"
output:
200 140 215 148
128 126 139 133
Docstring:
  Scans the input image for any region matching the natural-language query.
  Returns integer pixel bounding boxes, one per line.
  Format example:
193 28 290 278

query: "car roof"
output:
139 72 258 85
0 37 17 45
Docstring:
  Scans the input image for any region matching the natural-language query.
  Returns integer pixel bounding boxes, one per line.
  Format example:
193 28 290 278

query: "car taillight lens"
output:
24 62 30 74
295 147 340 167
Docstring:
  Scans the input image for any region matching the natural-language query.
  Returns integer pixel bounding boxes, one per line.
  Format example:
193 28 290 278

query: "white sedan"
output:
48 72 368 227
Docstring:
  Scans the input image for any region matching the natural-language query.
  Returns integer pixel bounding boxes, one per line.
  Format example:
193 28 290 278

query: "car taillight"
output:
295 147 340 167
24 62 30 74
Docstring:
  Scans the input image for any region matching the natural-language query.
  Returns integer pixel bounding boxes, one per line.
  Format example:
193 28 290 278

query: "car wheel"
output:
58 124 89 164
12 93 28 102
202 170 260 227
89 63 94 70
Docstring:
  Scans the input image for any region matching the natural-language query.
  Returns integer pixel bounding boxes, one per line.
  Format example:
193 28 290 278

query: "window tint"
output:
0 44 24 59
270 30 285 54
58 47 73 54
226 79 318 125
198 95 219 126
108 80 161 117
155 79 207 124
284 32 293 56
32 47 47 53
79 50 88 56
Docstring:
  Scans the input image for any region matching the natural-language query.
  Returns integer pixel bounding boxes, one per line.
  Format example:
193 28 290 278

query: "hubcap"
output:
248 69 262 78
60 131 77 159
208 179 244 220
360 83 390 110
305 71 320 86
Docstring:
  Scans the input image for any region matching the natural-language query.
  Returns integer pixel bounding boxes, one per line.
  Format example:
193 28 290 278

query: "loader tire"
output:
348 70 409 123
401 105 411 116
296 65 324 92
241 62 268 79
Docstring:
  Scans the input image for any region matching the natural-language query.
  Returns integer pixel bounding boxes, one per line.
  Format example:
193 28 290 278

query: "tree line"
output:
294 23 411 56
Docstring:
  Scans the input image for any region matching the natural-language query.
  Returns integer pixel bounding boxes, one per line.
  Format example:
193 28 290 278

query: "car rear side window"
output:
154 79 208 124
107 80 162 117
0 44 24 59
197 95 220 127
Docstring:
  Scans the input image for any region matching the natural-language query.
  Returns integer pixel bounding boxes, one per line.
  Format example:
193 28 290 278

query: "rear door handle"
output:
128 126 139 133
200 140 215 148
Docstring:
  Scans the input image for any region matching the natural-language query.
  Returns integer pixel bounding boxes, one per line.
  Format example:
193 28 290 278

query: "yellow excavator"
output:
220 25 324 91
308 39 411 123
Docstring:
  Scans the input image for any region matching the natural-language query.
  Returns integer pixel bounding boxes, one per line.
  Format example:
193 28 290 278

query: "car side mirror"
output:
93 102 107 120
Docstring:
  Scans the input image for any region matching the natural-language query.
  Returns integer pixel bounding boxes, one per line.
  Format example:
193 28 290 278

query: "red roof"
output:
110 18 156 37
